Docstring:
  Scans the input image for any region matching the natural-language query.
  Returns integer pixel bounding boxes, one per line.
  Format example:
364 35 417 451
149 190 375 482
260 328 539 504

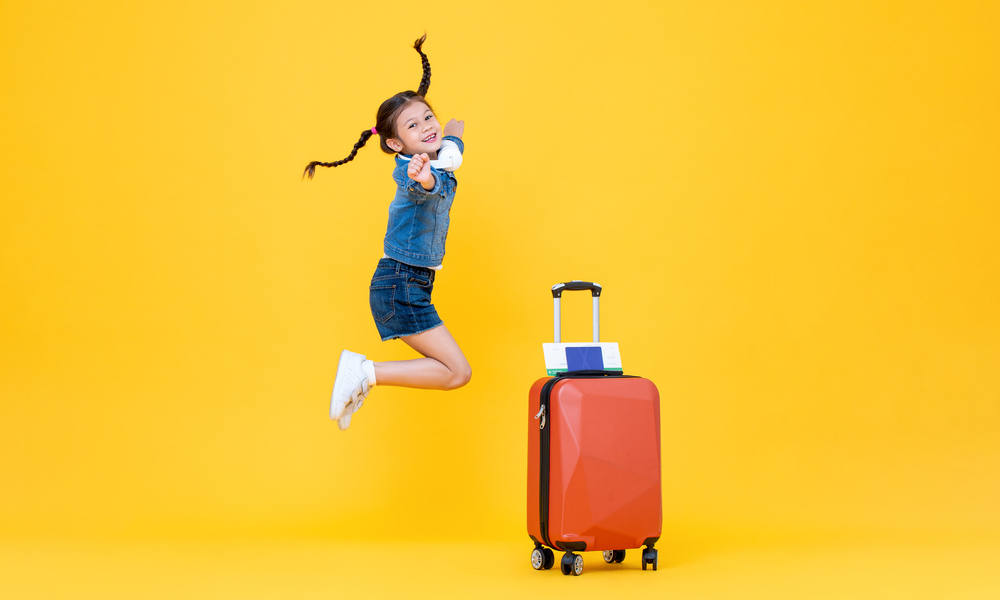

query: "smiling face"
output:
387 100 442 158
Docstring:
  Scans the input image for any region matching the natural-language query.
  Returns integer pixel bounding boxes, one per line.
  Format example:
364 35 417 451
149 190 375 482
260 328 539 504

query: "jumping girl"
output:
303 35 471 431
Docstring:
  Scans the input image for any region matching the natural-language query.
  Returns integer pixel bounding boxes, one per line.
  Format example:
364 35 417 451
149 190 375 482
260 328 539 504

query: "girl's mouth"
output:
422 133 437 143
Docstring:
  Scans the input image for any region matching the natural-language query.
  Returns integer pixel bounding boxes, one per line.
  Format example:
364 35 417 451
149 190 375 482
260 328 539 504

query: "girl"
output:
304 35 471 431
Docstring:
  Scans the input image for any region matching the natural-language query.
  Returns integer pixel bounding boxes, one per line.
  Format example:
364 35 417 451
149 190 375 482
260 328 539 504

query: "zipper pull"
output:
534 405 547 430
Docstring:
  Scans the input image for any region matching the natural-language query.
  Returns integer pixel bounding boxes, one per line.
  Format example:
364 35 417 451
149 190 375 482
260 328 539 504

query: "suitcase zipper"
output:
538 377 558 549
533 405 546 430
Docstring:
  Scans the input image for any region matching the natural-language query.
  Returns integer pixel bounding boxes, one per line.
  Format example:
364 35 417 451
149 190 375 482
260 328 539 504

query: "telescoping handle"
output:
551 281 602 343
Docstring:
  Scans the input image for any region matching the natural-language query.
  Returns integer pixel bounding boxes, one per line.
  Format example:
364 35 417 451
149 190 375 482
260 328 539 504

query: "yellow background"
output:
2 0 999 581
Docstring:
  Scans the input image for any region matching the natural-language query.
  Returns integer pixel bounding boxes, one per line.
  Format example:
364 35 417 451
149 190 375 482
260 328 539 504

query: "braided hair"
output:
303 34 434 180
302 129 374 179
413 33 431 96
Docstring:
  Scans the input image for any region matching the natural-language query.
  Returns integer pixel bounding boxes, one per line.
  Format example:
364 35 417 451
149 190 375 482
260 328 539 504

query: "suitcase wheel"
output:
641 547 658 571
530 547 555 570
602 550 626 564
561 552 584 576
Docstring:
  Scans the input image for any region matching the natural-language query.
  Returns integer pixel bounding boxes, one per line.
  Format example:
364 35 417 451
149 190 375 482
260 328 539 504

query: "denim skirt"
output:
369 258 443 341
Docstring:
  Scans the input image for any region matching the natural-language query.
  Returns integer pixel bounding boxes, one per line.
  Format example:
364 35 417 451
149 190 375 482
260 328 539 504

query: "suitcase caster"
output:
641 547 658 571
561 552 584 576
531 546 555 570
602 550 626 564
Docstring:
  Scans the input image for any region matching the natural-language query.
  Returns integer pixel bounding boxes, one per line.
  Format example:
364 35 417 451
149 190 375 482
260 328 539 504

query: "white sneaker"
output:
337 385 369 431
330 350 369 421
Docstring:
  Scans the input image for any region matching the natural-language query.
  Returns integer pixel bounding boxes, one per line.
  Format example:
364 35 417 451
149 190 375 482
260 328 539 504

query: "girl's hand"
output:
443 119 465 139
408 153 435 190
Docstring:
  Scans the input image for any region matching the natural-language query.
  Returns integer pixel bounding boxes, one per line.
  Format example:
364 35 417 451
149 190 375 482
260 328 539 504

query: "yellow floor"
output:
3 534 998 599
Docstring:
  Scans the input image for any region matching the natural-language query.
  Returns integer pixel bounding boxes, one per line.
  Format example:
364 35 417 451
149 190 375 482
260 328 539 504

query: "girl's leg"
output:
373 324 471 390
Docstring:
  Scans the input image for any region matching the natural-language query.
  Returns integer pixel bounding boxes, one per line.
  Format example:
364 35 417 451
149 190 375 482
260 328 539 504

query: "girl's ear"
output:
387 138 403 153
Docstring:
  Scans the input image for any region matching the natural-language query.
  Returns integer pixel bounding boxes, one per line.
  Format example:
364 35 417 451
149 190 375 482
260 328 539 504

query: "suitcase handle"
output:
551 281 602 298
551 281 601 343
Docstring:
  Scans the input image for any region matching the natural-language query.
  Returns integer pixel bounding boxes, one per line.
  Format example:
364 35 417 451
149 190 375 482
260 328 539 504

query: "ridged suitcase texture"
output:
528 373 662 572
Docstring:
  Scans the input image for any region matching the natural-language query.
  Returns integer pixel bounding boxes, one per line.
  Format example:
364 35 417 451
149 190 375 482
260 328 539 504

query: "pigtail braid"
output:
413 33 431 97
302 129 374 179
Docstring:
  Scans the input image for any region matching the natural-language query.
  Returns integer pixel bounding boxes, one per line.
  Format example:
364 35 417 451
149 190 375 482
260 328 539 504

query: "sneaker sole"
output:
337 408 352 431
330 349 359 420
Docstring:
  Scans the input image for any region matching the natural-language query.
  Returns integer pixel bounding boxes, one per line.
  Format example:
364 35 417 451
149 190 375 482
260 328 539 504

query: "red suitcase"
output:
527 282 662 576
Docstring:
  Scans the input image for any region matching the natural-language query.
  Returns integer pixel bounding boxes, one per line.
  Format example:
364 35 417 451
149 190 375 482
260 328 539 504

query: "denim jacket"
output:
383 135 464 268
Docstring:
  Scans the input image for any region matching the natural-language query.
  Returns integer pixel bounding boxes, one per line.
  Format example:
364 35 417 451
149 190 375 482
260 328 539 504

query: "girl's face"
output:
388 101 442 157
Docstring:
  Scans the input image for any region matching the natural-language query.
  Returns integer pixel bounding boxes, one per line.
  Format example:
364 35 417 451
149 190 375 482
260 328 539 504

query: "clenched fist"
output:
407 153 435 190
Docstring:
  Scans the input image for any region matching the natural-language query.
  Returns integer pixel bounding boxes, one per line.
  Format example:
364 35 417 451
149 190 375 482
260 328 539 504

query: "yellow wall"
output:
2 0 998 543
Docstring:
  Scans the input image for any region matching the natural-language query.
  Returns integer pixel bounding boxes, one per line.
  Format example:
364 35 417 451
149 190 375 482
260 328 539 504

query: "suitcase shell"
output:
527 372 662 554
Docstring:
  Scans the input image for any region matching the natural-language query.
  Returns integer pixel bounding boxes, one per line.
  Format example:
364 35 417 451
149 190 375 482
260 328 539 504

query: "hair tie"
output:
371 127 378 135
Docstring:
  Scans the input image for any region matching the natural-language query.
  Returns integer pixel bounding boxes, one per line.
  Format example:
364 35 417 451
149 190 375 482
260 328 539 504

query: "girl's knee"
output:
446 364 472 390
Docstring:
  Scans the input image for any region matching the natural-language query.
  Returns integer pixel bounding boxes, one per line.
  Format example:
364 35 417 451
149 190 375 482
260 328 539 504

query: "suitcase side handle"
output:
551 281 601 343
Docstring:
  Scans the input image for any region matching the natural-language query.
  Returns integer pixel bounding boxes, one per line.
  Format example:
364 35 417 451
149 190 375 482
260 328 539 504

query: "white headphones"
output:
429 139 462 172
